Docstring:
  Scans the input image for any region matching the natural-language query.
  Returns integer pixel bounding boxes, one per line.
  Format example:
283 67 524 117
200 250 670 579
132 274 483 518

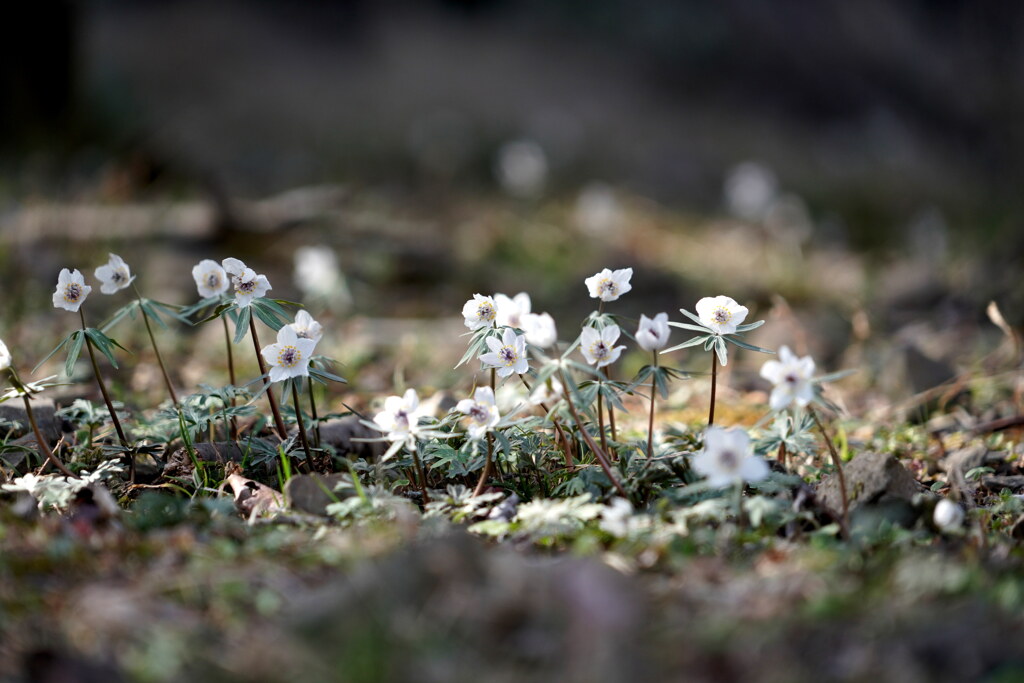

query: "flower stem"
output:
777 441 787 468
559 369 628 498
410 448 430 505
133 286 177 406
597 384 608 454
21 392 76 478
221 315 239 440
708 352 718 427
646 351 658 460
307 379 321 449
518 374 573 468
604 367 618 444
248 316 289 441
79 309 132 479
811 408 850 540
473 368 497 497
290 380 313 463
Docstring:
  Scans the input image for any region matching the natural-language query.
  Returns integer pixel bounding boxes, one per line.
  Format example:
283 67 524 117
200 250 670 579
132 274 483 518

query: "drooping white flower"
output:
933 498 965 532
221 257 248 277
230 267 272 308
692 426 768 488
52 268 92 312
584 267 633 302
0 339 10 371
636 312 671 352
529 376 564 406
373 388 423 447
94 254 135 294
521 312 558 348
260 326 316 383
759 345 816 411
192 259 229 298
479 327 529 377
494 292 531 329
462 294 498 331
456 386 501 441
580 324 626 368
695 295 749 335
288 310 323 343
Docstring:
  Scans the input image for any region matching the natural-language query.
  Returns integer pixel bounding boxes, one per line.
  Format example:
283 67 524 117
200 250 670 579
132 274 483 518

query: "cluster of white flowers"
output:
373 388 425 452
693 426 769 488
455 386 501 441
222 258 272 309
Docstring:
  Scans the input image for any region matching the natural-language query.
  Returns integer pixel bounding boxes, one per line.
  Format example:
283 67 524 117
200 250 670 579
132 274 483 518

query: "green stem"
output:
80 309 132 480
248 316 289 441
133 286 178 406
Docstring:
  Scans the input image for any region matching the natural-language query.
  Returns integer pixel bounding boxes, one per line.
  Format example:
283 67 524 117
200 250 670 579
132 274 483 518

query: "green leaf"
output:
99 300 141 332
196 301 237 326
735 319 766 333
181 295 225 318
233 307 252 344
714 337 728 366
139 300 169 330
65 331 85 376
309 367 347 385
814 369 858 384
85 328 127 369
723 336 774 354
678 308 704 326
33 330 78 374
455 326 500 369
661 335 709 354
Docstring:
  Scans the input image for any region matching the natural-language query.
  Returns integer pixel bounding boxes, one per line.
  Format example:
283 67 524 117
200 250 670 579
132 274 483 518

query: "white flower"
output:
479 327 529 378
580 324 626 368
221 257 248 276
600 498 634 537
456 386 501 440
529 376 563 406
373 388 423 446
94 254 135 294
0 339 10 371
230 267 272 308
192 259 229 298
52 268 92 312
636 312 671 352
692 426 768 488
584 267 633 302
494 292 531 329
288 309 323 343
759 345 816 411
260 326 316 382
933 498 965 532
521 312 558 348
462 294 498 331
695 295 749 335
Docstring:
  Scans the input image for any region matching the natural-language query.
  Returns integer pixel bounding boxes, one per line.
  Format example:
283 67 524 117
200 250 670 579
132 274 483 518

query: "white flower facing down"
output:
636 312 671 352
288 309 323 343
94 253 135 294
52 268 92 312
580 324 626 368
456 386 501 441
695 295 749 335
192 259 229 298
0 338 10 371
584 267 633 302
521 312 557 348
934 498 965 532
494 292 531 329
462 294 498 331
260 326 316 383
529 376 564 406
230 267 272 308
373 388 423 447
692 426 769 488
759 345 816 411
480 327 529 378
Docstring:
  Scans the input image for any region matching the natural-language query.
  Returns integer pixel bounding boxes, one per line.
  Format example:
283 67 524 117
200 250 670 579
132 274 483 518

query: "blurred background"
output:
1 0 1022 413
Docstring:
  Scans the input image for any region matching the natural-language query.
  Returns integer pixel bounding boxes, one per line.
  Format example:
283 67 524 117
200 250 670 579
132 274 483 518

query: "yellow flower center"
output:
236 278 256 295
63 283 81 303
477 303 495 321
713 307 731 324
499 345 517 366
590 341 609 360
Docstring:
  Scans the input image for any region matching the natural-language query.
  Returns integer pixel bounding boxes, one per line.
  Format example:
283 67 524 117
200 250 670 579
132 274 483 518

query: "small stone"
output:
816 451 930 521
284 474 352 516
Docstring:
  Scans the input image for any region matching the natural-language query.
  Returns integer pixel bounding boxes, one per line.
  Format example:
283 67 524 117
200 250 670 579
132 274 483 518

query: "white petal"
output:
740 455 769 483
602 324 621 344
474 386 495 405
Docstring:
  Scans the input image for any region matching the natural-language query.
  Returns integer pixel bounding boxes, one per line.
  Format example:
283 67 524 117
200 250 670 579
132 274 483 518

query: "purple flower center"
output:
64 283 81 302
499 346 516 365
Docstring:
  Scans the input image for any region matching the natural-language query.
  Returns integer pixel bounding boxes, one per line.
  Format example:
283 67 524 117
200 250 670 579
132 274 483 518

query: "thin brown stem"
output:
811 408 850 540
473 368 498 496
410 448 430 505
307 379 321 449
560 369 628 498
518 374 573 468
23 393 76 478
597 387 608 453
133 287 177 406
221 315 239 440
248 316 289 440
80 309 132 479
777 441 787 468
646 351 657 460
708 352 718 426
290 381 313 462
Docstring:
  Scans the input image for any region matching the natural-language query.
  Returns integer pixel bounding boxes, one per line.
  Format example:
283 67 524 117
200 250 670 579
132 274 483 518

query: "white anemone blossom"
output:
0 338 10 371
636 312 671 352
933 498 965 532
456 386 501 441
695 295 749 335
692 426 769 488
759 345 816 411
52 268 92 312
260 326 316 382
521 312 558 348
462 294 498 331
230 267 272 308
580 324 626 368
288 310 323 343
94 254 135 294
529 376 564 406
584 267 633 302
494 292 531 329
373 389 424 450
192 259 229 298
479 327 529 377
